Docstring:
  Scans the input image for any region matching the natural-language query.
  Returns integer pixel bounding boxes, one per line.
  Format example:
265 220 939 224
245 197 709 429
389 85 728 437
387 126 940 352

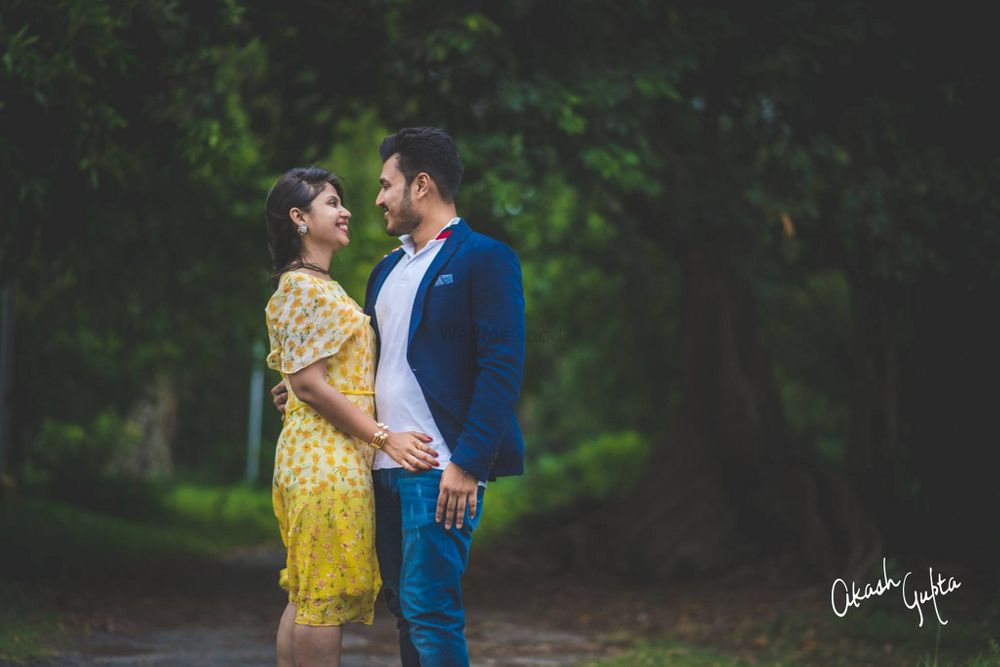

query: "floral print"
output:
265 271 380 626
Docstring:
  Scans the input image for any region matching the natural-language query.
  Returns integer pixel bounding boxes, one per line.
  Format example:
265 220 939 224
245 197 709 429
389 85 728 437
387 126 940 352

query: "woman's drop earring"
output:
296 224 308 236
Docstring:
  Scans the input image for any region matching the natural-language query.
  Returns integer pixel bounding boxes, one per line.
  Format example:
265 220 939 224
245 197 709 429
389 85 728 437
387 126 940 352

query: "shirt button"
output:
411 368 418 372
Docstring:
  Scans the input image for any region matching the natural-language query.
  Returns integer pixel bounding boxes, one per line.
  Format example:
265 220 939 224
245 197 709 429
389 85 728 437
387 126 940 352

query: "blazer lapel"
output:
408 219 470 345
366 250 405 318
366 249 405 348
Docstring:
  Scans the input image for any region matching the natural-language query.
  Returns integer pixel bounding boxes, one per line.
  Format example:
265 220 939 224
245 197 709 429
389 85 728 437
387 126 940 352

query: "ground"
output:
2 488 996 667
5 541 996 667
9 544 606 667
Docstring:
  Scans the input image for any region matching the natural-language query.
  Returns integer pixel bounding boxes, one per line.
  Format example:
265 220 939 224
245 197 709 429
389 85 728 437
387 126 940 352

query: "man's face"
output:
375 154 421 237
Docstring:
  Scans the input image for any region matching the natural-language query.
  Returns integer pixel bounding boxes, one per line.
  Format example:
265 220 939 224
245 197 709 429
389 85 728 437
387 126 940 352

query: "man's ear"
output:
413 172 433 199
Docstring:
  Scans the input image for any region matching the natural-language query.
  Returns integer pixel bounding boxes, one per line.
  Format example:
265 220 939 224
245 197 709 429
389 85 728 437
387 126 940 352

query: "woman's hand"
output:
382 432 440 472
283 360 438 472
271 380 288 415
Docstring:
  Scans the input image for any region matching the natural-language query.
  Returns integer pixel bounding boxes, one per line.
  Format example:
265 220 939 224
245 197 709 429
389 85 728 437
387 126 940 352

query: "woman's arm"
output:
287 358 439 471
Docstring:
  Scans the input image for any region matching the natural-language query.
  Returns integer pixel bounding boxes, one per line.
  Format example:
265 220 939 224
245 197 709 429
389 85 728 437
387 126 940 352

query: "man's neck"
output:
411 210 459 252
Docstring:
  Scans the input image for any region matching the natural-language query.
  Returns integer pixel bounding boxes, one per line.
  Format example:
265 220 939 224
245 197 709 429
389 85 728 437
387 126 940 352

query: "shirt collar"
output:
400 217 460 257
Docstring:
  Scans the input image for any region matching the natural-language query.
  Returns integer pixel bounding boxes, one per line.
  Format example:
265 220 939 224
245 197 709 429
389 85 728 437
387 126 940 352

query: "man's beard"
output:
388 188 421 236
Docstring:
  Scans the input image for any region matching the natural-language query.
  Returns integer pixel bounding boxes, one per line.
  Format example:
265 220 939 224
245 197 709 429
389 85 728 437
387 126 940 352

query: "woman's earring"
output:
296 224 308 236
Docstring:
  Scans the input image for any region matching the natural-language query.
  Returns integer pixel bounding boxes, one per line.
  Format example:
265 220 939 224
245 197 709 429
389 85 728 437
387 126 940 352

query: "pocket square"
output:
434 274 454 286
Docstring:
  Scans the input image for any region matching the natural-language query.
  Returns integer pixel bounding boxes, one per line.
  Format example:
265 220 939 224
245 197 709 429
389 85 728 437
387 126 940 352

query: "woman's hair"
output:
264 166 344 287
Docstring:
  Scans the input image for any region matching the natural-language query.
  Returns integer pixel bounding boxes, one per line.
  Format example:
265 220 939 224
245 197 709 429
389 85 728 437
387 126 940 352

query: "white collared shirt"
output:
373 218 460 471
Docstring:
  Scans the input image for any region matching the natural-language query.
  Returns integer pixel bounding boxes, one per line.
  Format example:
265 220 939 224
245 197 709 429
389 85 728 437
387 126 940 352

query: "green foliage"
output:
477 431 648 543
25 412 136 484
162 482 277 545
19 412 169 519
0 481 277 661
0 483 276 584
2 1 997 575
531 430 649 506
311 109 402 298
757 269 852 464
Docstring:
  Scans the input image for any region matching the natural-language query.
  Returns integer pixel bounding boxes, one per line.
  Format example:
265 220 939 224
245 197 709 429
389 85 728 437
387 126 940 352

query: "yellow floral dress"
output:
265 271 380 626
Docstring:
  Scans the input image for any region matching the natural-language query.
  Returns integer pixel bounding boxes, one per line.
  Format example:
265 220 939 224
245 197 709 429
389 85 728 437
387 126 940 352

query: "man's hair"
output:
379 127 464 202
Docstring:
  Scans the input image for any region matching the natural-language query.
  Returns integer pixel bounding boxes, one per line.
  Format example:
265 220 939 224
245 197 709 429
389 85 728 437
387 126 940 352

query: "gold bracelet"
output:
377 423 390 447
369 427 389 450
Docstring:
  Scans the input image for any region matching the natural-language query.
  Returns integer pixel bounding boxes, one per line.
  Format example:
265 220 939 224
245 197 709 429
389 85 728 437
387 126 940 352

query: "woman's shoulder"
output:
267 271 361 319
272 271 342 298
266 272 314 319
280 269 333 287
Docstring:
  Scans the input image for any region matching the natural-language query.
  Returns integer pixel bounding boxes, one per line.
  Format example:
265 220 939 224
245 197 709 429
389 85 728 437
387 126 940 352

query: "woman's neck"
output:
295 246 333 278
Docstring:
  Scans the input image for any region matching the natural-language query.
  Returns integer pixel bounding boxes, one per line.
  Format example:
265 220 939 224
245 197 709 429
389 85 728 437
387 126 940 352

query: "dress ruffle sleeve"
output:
265 273 369 375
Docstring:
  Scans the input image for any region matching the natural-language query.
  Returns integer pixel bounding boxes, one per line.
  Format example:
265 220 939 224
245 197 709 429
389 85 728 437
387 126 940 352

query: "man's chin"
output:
386 222 417 237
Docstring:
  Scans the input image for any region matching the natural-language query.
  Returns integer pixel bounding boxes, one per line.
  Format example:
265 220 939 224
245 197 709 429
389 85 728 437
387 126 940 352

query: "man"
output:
273 126 525 666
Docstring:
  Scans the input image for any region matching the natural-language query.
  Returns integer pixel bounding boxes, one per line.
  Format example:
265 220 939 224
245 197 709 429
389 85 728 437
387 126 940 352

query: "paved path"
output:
32 614 600 666
22 546 606 667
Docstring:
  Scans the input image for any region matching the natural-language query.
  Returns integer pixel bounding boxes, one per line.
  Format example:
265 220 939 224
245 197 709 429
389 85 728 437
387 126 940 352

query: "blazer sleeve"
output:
448 242 526 480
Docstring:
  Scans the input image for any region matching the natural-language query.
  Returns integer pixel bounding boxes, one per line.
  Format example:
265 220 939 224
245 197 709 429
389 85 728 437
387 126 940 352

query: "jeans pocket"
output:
399 471 443 530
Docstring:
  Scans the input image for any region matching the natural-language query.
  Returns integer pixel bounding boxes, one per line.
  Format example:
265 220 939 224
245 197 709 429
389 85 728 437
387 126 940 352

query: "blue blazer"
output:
364 219 526 481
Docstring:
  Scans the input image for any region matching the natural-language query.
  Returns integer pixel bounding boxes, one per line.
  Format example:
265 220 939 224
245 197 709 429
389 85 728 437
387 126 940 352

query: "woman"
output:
263 166 439 667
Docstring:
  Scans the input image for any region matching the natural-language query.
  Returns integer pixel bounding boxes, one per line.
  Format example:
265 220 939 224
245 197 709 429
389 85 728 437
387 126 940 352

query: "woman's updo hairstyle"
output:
264 166 344 287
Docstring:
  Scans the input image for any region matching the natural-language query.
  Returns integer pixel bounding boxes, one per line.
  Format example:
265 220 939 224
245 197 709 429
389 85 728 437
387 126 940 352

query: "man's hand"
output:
436 463 479 530
271 380 288 416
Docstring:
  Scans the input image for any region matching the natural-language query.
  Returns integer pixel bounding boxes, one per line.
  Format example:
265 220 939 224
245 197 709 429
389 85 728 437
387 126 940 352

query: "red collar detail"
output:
435 228 454 240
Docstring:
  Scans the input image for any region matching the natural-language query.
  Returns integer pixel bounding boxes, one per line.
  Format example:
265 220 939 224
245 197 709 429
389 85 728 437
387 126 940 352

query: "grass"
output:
160 481 278 547
587 640 759 666
585 605 1000 667
0 583 62 663
3 478 998 667
586 637 1000 667
0 481 278 662
752 603 1000 667
919 640 1000 666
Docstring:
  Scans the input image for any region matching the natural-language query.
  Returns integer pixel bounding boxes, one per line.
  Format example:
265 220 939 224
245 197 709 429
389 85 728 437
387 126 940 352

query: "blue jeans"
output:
374 468 485 667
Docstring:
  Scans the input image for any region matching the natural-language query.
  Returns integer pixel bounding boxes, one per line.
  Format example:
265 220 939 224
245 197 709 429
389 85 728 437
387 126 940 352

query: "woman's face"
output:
297 182 352 252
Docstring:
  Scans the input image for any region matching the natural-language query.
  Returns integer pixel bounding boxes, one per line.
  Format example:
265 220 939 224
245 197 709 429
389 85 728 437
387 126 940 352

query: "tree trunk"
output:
845 273 906 537
900 272 1000 567
618 242 880 582
107 374 177 478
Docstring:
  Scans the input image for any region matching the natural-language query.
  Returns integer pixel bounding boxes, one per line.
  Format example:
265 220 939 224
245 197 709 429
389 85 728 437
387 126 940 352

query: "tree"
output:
362 0 999 578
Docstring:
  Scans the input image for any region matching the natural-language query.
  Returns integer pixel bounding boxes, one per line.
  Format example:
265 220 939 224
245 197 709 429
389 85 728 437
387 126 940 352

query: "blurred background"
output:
1 1 998 665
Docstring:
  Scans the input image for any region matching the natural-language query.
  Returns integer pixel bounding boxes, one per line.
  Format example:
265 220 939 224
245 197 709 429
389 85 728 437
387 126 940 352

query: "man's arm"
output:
448 242 525 479
437 242 525 529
